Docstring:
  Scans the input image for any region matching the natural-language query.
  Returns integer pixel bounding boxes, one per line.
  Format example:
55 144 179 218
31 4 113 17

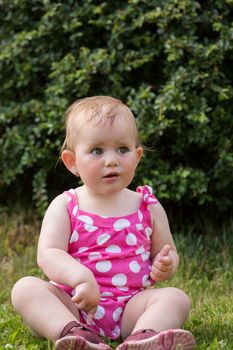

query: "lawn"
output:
0 211 232 349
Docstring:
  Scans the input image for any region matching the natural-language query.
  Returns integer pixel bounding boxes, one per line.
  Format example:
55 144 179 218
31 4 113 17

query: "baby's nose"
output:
104 152 118 167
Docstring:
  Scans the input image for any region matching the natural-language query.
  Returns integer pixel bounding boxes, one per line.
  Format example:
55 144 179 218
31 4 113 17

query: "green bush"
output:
0 0 233 217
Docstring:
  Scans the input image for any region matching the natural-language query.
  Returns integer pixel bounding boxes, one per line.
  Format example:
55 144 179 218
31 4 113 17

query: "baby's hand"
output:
150 244 173 282
72 278 100 324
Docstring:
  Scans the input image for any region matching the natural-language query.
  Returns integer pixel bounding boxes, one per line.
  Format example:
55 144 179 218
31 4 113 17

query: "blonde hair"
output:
61 96 140 152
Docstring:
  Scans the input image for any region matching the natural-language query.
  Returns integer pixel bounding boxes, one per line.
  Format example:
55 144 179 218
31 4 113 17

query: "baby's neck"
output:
75 186 140 217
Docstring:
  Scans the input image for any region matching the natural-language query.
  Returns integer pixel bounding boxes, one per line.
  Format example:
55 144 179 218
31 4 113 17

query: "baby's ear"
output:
136 146 143 164
61 150 78 175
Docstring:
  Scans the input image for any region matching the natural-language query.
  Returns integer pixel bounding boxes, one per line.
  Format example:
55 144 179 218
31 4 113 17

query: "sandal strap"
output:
60 320 104 345
60 321 82 338
124 329 158 342
132 329 156 335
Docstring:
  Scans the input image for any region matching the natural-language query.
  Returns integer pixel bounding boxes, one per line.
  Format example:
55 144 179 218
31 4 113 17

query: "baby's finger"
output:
159 244 170 257
158 255 172 266
150 269 167 282
86 312 95 324
86 305 97 324
72 296 89 311
72 294 81 303
154 263 169 273
153 259 171 272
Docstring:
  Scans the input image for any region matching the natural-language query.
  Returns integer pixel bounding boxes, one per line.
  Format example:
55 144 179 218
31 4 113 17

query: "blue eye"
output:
118 146 129 154
91 148 103 155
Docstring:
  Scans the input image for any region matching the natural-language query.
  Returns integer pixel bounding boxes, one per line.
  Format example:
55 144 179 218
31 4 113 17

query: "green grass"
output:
0 211 232 349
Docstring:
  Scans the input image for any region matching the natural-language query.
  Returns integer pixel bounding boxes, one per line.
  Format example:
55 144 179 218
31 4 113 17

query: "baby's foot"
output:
117 329 195 350
55 321 112 350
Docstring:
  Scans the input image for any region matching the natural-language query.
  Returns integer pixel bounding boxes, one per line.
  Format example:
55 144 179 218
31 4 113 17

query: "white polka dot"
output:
88 252 102 260
117 295 131 301
70 230 79 243
129 260 141 273
136 223 143 230
126 233 137 246
141 251 150 261
78 247 88 253
117 286 129 291
94 305 105 319
142 275 152 287
114 219 130 231
136 246 145 255
112 307 123 322
145 227 153 239
78 215 97 232
106 245 121 253
101 291 114 297
78 215 93 225
96 260 112 273
97 233 111 245
112 274 127 287
84 224 98 232
112 325 121 338
72 205 78 216
138 209 143 222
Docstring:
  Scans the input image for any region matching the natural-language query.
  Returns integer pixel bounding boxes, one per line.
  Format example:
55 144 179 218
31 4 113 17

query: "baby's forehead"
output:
70 103 135 128
64 99 139 150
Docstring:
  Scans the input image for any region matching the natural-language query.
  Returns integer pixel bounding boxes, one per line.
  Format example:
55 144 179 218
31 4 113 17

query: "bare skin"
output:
11 96 192 344
11 197 190 341
11 276 191 341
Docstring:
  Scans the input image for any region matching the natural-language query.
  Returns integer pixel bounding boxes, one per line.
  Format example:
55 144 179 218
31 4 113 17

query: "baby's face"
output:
71 113 143 196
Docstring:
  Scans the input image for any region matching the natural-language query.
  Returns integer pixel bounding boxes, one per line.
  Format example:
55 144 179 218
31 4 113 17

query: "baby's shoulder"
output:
47 192 71 210
42 192 72 223
117 188 141 214
125 188 141 202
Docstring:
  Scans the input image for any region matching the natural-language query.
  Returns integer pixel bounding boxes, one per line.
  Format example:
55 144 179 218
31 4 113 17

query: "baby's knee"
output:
168 287 191 314
11 276 39 309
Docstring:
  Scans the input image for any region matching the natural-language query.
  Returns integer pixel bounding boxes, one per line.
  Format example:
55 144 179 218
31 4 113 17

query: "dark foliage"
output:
0 0 232 220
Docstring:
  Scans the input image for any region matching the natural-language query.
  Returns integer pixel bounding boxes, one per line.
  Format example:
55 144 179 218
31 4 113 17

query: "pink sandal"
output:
117 329 196 350
55 321 113 350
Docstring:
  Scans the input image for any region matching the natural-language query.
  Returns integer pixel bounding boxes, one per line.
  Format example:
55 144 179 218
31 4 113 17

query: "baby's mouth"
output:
103 172 119 179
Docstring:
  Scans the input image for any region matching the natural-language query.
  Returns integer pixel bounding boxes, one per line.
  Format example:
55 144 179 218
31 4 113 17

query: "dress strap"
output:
136 185 158 205
64 189 79 219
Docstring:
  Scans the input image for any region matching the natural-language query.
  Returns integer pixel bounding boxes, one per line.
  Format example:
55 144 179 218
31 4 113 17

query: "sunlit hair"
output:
61 96 140 152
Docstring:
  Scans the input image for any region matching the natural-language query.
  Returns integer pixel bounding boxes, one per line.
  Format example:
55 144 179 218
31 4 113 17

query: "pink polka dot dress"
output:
55 185 158 339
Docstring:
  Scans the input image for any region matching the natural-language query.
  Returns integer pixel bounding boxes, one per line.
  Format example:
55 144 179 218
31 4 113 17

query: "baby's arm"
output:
37 193 100 318
149 202 179 282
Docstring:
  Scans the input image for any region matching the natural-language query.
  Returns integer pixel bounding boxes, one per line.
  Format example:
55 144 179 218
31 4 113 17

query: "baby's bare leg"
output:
121 287 191 339
11 276 80 340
